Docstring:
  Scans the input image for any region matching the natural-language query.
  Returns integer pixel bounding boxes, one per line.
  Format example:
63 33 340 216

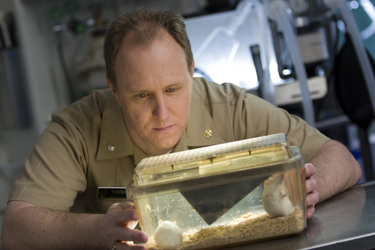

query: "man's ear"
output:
190 60 195 77
106 77 121 104
106 76 116 95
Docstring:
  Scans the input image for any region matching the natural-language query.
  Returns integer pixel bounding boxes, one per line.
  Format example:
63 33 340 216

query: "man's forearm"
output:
310 140 362 203
1 201 103 250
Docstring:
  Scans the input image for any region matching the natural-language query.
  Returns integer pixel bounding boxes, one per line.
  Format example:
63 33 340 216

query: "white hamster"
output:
262 173 295 217
154 220 183 248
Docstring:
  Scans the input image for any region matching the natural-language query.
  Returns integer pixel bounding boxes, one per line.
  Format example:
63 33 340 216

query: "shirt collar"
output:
96 95 134 160
96 84 225 162
168 86 225 152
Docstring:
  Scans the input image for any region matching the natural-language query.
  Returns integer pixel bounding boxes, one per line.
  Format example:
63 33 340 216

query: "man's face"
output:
107 30 194 156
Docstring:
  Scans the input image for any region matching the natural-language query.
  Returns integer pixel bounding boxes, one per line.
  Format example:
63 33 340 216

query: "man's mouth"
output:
154 125 173 131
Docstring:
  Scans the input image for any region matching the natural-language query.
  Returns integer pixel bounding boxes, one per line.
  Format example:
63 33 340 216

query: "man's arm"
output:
304 139 362 218
1 201 148 250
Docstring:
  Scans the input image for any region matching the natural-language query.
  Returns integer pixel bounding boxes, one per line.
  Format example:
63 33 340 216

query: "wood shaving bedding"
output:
147 209 304 250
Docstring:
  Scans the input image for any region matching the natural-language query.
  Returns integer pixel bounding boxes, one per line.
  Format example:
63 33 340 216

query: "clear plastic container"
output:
127 133 306 249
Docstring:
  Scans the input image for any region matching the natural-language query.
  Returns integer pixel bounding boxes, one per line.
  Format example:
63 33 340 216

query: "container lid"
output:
133 133 293 186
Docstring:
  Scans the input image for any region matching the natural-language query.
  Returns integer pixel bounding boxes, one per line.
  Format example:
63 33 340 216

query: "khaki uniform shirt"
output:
9 78 329 213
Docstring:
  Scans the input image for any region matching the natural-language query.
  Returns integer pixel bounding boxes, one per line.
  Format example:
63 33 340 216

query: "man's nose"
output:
153 95 169 120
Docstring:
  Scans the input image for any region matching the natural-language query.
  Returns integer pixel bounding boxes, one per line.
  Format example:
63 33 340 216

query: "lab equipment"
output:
334 34 375 181
327 0 375 181
193 0 256 84
75 3 108 98
51 2 108 101
266 0 316 126
127 133 307 250
0 11 31 128
324 0 375 115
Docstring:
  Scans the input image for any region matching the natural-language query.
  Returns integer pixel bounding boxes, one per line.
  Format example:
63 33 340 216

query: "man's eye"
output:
167 88 176 92
138 93 148 98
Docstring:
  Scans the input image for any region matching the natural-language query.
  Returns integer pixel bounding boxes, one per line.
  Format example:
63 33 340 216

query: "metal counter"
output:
226 181 375 250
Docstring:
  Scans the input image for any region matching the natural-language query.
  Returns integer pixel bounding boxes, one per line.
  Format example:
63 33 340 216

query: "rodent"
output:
262 173 295 217
154 220 183 248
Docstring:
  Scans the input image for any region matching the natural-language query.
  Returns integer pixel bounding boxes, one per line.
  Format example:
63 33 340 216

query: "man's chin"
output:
152 141 179 154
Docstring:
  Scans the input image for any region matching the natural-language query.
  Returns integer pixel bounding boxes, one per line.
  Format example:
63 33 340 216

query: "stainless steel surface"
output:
223 181 375 250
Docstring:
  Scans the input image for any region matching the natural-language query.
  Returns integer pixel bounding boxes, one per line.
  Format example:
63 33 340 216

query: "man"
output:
1 8 361 250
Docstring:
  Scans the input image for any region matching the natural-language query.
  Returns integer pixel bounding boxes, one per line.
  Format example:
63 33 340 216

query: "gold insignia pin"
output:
107 143 115 151
204 129 213 138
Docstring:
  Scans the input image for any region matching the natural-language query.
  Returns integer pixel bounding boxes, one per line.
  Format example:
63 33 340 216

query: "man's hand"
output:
305 163 319 219
1 200 148 250
98 202 148 250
